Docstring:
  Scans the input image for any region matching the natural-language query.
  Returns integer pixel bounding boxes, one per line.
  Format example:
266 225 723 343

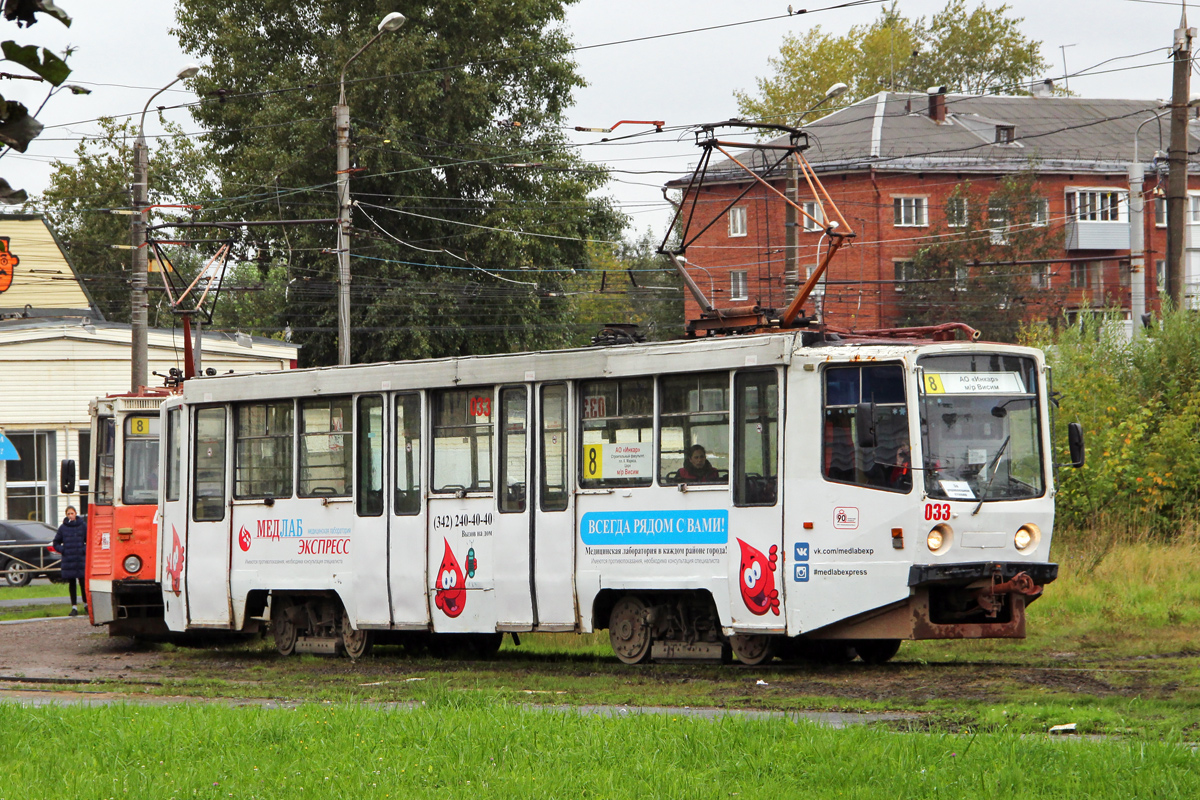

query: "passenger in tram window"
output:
678 444 721 483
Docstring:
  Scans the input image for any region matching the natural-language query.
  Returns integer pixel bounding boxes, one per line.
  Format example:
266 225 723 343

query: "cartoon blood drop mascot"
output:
736 538 779 615
434 538 467 618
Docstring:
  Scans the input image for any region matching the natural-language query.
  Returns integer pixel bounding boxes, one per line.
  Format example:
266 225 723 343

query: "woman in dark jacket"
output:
53 506 87 616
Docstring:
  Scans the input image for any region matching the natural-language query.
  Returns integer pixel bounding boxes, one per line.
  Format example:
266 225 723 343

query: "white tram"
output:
157 333 1073 664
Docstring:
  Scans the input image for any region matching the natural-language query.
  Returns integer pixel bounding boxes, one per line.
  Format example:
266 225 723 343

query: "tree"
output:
172 0 624 366
0 1 78 203
567 230 685 345
736 1 1050 127
895 172 1066 342
33 117 212 321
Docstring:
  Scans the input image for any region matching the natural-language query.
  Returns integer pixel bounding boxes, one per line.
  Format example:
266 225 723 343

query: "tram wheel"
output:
855 639 901 665
609 595 653 664
270 598 298 657
729 634 774 666
4 561 32 587
339 608 373 659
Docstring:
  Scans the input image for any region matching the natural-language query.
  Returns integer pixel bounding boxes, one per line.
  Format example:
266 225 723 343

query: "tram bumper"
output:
906 561 1057 640
97 579 168 636
807 561 1057 642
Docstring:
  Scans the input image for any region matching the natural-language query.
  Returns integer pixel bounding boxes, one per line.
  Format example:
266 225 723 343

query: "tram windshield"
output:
918 354 1044 502
123 415 161 505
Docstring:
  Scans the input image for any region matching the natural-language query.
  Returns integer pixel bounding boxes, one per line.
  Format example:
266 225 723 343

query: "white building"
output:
0 214 298 523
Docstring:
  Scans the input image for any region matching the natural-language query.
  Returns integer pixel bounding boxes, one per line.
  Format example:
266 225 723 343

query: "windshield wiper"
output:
972 435 1010 516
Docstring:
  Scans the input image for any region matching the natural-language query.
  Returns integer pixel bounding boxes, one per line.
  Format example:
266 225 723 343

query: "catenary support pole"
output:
1129 162 1146 337
1166 14 1193 309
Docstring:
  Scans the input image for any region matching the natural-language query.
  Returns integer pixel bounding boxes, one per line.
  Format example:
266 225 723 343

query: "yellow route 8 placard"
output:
923 374 946 394
583 443 603 480
130 417 152 435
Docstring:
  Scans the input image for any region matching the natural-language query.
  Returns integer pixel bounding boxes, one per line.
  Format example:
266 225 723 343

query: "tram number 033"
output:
924 503 952 521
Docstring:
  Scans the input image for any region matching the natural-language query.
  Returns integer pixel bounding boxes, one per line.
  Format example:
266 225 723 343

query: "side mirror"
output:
1067 422 1085 469
60 459 76 494
855 402 877 448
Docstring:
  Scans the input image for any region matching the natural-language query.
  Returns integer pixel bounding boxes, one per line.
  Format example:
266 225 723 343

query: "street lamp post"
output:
131 64 200 392
335 12 406 366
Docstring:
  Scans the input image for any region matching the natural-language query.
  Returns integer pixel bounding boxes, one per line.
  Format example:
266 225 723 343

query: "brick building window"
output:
730 270 748 300
1031 264 1051 290
893 197 927 227
728 206 747 237
802 201 824 232
1070 261 1089 289
1157 260 1166 292
893 260 914 291
945 197 968 227
1031 197 1050 227
1155 198 1166 227
1066 190 1122 222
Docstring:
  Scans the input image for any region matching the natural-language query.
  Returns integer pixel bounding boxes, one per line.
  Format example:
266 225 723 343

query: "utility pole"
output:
130 138 149 392
784 159 798 301
1129 161 1146 335
1167 13 1194 309
335 98 352 366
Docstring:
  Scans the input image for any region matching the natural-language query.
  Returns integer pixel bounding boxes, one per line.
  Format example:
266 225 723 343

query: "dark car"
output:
0 520 61 587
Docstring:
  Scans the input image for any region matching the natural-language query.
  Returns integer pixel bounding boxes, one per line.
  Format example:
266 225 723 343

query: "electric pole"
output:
1167 13 1194 309
130 137 149 392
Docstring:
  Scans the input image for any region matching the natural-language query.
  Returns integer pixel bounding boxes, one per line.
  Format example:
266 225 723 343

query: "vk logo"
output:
794 542 809 561
794 564 809 582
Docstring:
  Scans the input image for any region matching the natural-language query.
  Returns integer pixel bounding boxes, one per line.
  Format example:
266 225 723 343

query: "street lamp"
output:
335 12 406 366
130 64 201 392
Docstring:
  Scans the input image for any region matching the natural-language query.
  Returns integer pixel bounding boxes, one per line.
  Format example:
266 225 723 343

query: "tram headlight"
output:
1014 524 1041 553
927 524 952 555
123 555 143 574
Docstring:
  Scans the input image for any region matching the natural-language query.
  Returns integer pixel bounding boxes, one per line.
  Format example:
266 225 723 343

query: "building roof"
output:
676 92 1200 184
0 316 299 359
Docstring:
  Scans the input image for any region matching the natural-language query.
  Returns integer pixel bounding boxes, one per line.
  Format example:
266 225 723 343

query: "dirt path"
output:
0 617 159 683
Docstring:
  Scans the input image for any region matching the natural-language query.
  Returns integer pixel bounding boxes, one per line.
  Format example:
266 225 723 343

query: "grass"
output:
0 582 69 601
1 701 1197 800
0 603 72 621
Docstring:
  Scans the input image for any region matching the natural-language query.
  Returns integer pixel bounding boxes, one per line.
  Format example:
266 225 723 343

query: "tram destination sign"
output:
923 372 1025 395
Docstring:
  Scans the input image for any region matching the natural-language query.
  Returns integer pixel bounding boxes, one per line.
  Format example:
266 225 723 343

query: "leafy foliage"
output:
896 172 1065 342
0 1 72 201
736 1 1050 127
1030 307 1200 532
31 117 211 322
173 0 623 366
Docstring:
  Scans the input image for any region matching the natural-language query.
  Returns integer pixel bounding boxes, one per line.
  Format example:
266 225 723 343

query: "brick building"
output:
667 90 1200 335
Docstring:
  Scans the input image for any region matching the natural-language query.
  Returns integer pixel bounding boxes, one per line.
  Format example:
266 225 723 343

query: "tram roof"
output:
173 333 1042 404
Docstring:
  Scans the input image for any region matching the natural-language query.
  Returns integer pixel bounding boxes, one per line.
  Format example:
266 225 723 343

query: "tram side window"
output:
540 384 569 511
659 372 730 485
823 364 912 493
357 395 384 516
299 397 354 497
234 401 294 500
432 388 494 493
580 378 653 488
394 393 422 515
95 417 115 506
193 407 227 521
123 416 160 505
499 387 527 513
734 371 779 506
166 408 181 502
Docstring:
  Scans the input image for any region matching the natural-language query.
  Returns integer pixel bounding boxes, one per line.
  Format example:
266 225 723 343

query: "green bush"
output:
1027 308 1200 532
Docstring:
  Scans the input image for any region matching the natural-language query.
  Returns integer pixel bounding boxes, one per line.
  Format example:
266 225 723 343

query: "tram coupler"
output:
974 570 1042 618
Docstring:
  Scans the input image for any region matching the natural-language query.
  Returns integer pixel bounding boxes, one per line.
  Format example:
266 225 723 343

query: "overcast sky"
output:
0 0 1191 236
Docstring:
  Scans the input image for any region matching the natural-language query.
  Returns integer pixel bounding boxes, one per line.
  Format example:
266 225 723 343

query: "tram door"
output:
426 386 533 633
185 405 233 626
160 405 190 630
727 369 786 632
351 395 390 627
532 383 576 629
